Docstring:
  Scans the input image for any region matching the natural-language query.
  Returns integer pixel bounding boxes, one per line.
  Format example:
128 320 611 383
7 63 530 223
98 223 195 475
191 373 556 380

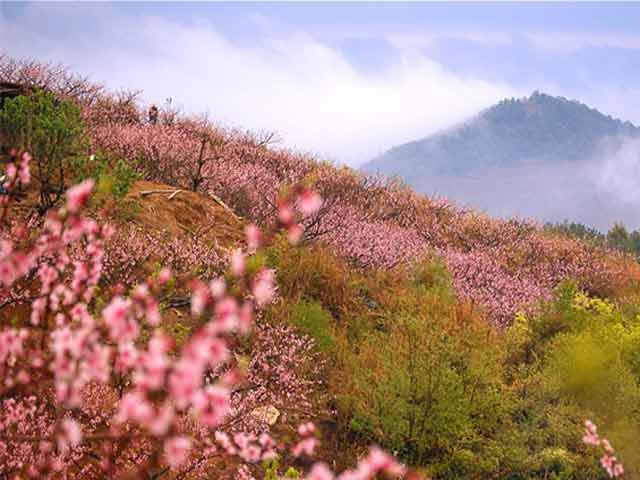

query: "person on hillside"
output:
148 104 159 125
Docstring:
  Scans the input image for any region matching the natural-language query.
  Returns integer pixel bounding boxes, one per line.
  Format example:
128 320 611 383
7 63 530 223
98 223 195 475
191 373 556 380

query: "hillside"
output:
363 92 640 230
2 56 640 479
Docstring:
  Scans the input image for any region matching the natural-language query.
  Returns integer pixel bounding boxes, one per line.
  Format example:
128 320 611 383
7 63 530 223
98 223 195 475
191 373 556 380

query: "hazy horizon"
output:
3 2 640 166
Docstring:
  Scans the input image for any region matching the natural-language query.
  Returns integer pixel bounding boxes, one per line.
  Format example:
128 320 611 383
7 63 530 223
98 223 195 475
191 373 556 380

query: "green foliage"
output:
262 239 640 479
104 159 140 198
605 222 640 260
607 222 631 252
505 290 640 478
284 467 300 479
288 299 335 354
545 219 640 260
293 255 636 478
265 238 362 319
0 90 86 209
263 458 279 480
162 322 192 348
337 312 510 478
544 220 606 246
68 151 141 222
71 152 139 199
246 251 267 277
411 257 455 301
262 457 299 480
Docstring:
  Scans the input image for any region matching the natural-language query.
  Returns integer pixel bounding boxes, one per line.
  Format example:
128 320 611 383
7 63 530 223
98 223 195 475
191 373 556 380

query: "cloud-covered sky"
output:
2 2 640 166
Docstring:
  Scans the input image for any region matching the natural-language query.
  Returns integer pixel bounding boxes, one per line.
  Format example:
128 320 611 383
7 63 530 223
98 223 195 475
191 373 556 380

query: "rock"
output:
251 405 280 426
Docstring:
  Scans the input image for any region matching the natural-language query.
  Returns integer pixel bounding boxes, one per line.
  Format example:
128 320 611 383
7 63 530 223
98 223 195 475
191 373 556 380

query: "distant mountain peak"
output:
492 91 636 127
361 94 640 230
363 93 639 178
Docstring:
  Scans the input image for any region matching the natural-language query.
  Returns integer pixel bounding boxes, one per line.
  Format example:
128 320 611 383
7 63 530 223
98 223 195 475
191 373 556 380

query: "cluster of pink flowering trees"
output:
3 52 628 325
0 55 102 104
86 107 629 324
0 150 411 479
74 84 631 325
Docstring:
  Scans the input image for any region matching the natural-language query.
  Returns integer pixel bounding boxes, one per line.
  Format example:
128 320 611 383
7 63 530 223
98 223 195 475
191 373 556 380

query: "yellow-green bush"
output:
264 239 640 479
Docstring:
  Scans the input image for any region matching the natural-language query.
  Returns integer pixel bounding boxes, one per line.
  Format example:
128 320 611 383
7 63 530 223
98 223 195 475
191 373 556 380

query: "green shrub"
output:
336 311 510 477
71 153 139 199
504 289 640 478
328 269 640 478
266 239 361 319
261 236 640 479
284 467 300 479
288 299 335 354
0 90 86 210
411 257 453 295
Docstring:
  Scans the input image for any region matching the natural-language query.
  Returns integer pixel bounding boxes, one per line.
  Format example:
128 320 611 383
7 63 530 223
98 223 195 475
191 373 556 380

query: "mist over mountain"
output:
363 92 640 230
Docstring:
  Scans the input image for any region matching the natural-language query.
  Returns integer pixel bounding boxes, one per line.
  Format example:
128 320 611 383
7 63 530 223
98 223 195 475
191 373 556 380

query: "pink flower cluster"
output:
307 447 406 480
442 248 552 327
94 225 226 286
215 431 277 463
292 421 319 457
0 150 416 478
0 396 56 474
583 420 624 478
321 204 428 269
2 150 31 191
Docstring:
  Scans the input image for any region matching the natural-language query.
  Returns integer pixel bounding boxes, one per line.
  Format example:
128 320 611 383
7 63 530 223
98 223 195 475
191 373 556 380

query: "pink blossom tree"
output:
0 152 412 479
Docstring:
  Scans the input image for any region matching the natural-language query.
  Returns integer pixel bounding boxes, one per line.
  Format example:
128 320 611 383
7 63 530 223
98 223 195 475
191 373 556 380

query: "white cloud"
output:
2 3 522 166
384 30 513 49
595 137 640 205
525 32 640 53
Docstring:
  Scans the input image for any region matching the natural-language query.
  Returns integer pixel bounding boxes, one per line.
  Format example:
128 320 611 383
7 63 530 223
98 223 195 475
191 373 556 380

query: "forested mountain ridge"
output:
363 92 640 230
364 91 640 177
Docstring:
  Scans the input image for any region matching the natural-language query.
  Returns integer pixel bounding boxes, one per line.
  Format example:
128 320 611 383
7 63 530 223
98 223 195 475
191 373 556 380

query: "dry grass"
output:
126 181 245 252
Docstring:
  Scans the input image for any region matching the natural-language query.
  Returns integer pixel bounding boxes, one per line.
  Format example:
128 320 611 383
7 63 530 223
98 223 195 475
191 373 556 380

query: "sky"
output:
2 2 640 166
